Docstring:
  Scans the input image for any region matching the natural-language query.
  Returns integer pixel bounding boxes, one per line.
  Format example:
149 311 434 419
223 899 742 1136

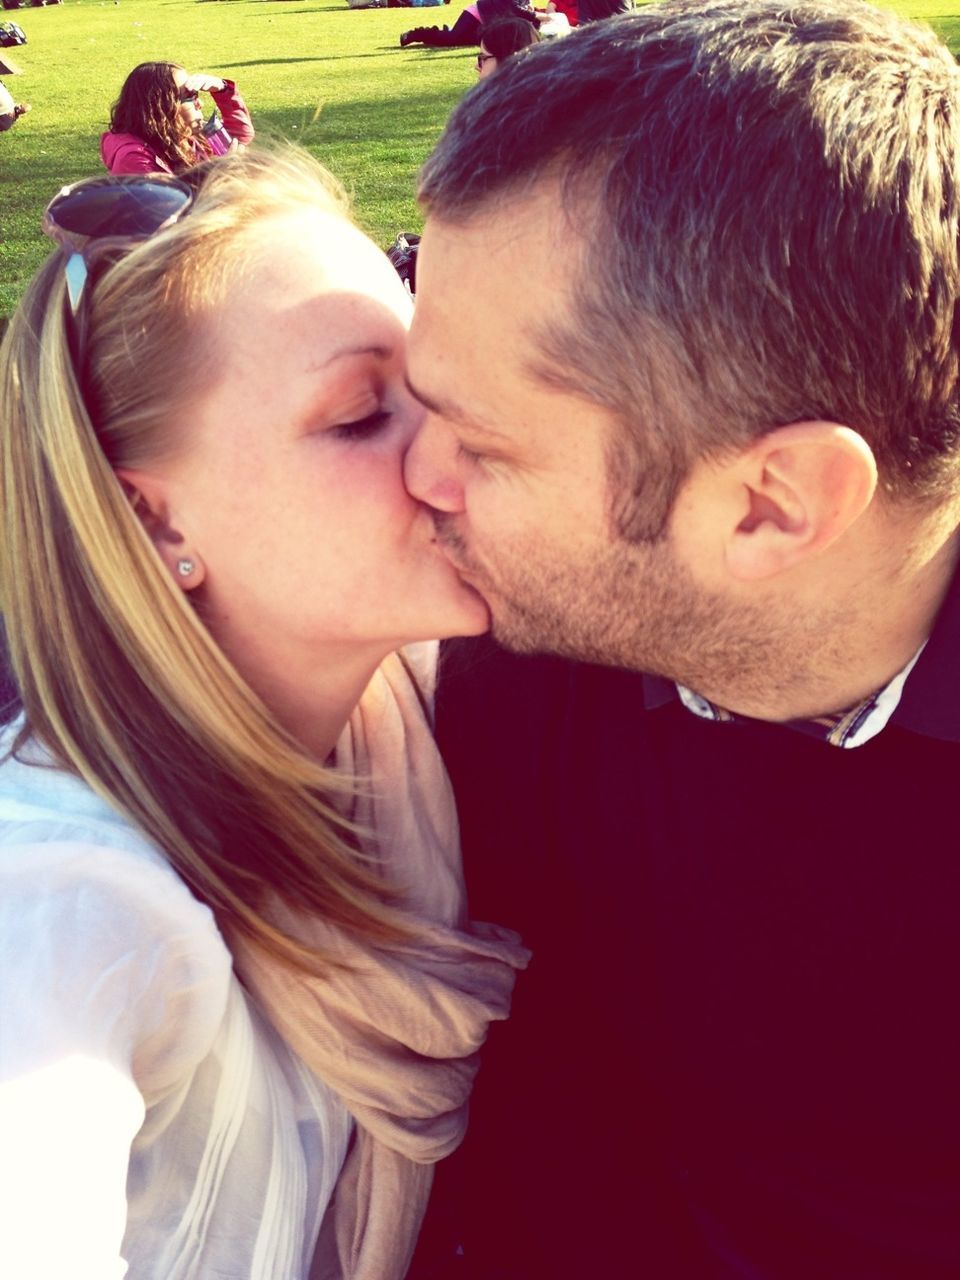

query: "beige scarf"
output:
230 648 530 1280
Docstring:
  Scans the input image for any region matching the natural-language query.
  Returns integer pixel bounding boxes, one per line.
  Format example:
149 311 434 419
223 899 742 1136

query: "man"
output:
403 3 960 1277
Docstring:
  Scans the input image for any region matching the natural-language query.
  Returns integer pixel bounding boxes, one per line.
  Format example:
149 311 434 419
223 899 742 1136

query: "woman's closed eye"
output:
330 410 391 441
456 440 486 466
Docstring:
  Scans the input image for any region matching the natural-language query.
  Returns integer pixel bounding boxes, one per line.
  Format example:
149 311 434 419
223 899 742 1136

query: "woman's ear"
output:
117 468 206 591
724 422 878 582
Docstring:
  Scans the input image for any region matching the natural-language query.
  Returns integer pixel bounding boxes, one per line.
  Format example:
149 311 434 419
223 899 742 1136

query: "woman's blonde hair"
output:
0 148 410 968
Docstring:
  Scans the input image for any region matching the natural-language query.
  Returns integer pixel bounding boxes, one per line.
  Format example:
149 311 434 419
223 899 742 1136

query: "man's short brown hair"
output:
420 1 960 539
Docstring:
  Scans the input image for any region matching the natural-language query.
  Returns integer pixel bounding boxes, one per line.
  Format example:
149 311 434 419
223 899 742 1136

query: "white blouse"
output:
0 728 353 1280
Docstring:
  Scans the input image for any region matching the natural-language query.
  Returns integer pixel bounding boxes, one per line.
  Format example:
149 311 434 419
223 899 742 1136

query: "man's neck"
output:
696 522 960 724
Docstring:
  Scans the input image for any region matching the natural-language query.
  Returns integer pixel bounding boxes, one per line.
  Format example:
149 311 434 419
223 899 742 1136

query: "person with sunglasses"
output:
475 16 540 78
0 148 527 1280
100 60 254 176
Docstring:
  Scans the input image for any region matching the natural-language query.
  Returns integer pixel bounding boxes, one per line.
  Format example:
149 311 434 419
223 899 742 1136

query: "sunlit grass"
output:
0 0 475 314
0 0 957 315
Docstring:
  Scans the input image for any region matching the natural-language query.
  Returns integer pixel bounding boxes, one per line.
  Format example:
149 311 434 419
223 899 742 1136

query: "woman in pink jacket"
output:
100 61 254 175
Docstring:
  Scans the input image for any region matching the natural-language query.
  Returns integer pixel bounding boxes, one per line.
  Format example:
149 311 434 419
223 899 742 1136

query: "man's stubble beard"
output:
435 513 834 709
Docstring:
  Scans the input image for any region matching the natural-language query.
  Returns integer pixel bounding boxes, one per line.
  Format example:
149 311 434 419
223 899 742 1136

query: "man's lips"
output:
433 538 470 573
432 534 485 586
428 513 485 577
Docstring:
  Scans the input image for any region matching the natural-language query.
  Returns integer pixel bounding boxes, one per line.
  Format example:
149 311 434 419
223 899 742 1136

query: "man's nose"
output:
404 415 466 513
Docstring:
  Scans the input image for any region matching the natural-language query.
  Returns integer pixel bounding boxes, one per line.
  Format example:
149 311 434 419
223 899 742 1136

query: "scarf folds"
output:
229 649 530 1280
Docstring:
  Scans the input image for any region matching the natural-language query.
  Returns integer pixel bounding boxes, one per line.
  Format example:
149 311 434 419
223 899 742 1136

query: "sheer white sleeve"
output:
0 841 232 1280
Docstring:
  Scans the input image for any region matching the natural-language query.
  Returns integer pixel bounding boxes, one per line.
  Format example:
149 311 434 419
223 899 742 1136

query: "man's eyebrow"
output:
404 374 509 439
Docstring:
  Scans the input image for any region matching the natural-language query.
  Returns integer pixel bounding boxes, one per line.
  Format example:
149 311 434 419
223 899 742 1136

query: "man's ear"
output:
724 422 877 582
116 468 205 591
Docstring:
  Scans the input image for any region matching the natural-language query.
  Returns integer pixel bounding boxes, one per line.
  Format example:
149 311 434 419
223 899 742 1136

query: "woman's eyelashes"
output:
329 410 391 441
456 440 485 467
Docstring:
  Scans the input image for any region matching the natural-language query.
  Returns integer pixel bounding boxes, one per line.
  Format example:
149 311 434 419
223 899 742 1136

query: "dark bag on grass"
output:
0 20 25 43
387 231 420 297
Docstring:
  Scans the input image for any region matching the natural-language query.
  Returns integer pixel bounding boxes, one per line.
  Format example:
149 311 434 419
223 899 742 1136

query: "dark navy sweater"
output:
412 582 960 1280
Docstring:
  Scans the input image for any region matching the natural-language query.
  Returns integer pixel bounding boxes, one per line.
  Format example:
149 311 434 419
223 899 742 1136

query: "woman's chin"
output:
418 584 492 643
448 583 493 638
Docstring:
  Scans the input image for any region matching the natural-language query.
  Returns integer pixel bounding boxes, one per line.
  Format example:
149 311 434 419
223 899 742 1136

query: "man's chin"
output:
486 605 552 656
487 607 624 668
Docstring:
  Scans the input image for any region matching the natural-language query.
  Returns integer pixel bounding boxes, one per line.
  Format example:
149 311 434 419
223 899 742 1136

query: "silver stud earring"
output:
177 558 195 578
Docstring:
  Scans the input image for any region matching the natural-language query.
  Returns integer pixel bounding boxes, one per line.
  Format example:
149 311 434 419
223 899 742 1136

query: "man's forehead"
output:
415 201 577 353
421 180 579 269
409 188 590 425
424 204 537 256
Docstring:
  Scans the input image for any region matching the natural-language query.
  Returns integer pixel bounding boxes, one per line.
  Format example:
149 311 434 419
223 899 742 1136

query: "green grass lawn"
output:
0 0 958 316
0 0 478 314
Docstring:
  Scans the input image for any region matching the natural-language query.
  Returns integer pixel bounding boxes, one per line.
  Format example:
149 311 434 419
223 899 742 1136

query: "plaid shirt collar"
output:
641 556 960 749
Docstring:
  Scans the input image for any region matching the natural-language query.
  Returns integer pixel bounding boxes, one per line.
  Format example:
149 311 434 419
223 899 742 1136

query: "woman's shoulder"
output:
0 732 233 1087
0 802 228 970
0 828 226 955
0 724 184 876
100 128 169 175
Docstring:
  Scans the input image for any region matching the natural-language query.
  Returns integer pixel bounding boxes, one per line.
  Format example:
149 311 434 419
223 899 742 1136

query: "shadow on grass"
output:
255 80 460 144
194 1 349 9
0 147 103 191
930 16 960 50
221 52 406 65
253 84 462 236
0 78 466 312
389 47 470 56
222 46 468 67
195 0 327 4
4 80 462 190
193 1 347 10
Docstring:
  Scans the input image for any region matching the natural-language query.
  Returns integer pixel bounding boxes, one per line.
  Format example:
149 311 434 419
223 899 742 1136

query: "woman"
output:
476 16 541 77
101 60 254 175
0 149 527 1280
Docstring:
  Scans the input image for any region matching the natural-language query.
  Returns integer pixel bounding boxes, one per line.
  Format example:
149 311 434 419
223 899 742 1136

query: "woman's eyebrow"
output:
309 344 393 372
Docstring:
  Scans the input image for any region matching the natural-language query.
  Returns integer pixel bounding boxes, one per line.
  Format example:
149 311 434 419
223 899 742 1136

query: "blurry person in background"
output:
535 0 578 31
401 0 535 49
476 17 540 77
0 78 28 131
100 61 254 175
578 0 629 19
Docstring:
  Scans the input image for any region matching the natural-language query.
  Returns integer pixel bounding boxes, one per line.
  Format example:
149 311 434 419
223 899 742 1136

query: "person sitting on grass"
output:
401 0 535 49
0 78 28 132
536 0 577 28
476 16 540 78
101 61 254 176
